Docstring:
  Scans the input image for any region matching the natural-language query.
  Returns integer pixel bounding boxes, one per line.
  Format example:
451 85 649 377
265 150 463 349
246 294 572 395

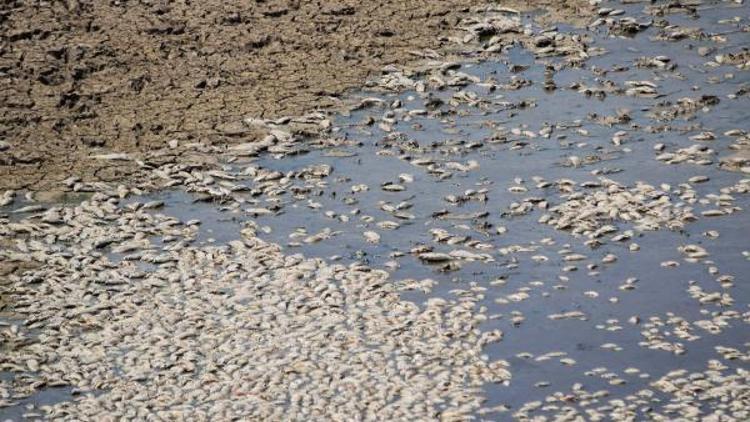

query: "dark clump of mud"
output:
0 0 592 192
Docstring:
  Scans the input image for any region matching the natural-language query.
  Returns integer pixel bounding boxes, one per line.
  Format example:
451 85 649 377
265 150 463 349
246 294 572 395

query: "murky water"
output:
1 0 749 419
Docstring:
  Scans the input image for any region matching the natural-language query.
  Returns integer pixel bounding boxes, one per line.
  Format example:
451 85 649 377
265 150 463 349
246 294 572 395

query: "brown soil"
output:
0 0 592 191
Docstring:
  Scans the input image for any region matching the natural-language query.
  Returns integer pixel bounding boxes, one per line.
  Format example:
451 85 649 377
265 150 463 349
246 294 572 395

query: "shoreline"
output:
0 1 594 192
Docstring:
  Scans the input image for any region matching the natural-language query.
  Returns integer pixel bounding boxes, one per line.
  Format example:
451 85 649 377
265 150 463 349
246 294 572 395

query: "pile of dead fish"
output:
0 189 510 419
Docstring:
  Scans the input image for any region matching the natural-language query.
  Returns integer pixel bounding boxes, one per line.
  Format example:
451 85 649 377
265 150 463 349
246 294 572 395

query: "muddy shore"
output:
0 0 592 192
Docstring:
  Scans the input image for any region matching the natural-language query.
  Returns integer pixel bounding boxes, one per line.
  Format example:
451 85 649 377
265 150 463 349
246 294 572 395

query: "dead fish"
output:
246 207 274 216
11 205 46 214
417 252 453 263
382 183 405 192
1 190 15 206
142 200 165 209
363 231 381 244
433 210 489 220
91 153 131 161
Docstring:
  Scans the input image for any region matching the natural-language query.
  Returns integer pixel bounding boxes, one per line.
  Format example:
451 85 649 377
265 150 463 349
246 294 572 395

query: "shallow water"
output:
0 386 74 422
146 1 750 416
230 1 750 416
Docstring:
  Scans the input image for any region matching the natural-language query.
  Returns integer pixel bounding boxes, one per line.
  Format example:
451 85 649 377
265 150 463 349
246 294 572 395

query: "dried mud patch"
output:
0 0 592 191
